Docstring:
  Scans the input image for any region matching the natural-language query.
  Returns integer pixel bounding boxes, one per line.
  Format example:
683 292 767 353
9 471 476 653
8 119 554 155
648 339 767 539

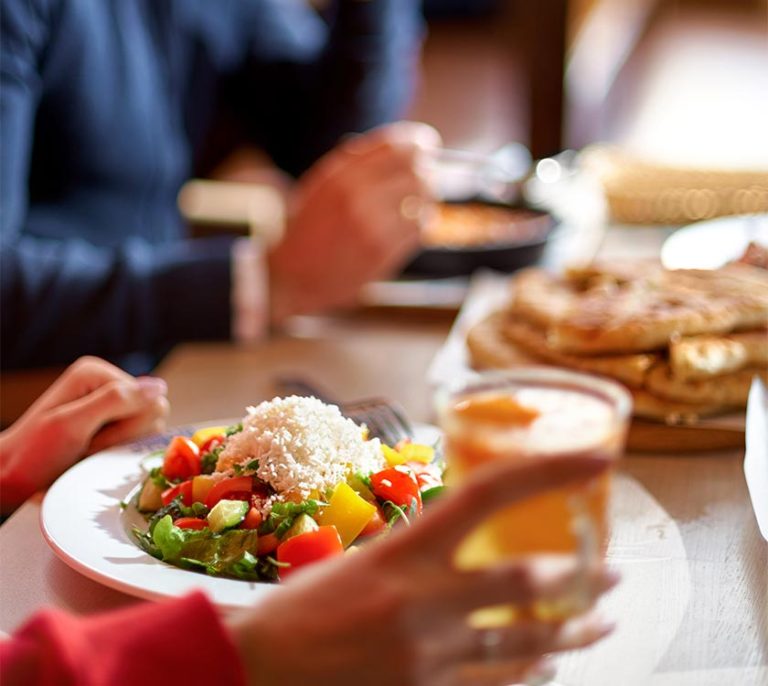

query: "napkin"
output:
744 377 768 542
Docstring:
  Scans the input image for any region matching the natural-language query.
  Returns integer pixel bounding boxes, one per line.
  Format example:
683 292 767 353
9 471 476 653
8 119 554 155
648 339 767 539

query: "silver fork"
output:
274 377 414 446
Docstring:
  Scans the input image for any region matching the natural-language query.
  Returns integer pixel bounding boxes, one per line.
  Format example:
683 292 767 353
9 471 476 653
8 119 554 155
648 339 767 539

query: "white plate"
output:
41 420 440 611
661 213 768 269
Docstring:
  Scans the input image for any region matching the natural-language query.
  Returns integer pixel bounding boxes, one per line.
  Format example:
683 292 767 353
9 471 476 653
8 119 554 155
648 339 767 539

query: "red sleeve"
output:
0 592 246 686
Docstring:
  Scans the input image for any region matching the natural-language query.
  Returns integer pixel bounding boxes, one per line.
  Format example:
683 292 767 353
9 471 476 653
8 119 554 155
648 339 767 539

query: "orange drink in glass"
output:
436 368 631 626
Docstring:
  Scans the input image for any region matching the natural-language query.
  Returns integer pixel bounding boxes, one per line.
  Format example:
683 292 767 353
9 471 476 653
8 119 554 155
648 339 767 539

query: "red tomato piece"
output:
199 434 224 456
205 476 253 509
174 517 208 530
161 480 194 507
241 507 263 530
277 526 344 579
257 533 280 556
162 436 201 481
359 507 387 537
370 467 422 514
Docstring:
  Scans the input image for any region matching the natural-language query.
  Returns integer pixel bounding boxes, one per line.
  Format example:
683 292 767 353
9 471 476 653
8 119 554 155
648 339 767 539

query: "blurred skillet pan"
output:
402 198 557 278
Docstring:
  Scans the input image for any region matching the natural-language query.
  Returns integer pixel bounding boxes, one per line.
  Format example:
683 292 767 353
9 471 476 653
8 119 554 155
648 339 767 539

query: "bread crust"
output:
510 265 768 354
669 329 768 381
644 362 767 405
466 312 539 369
500 317 657 387
466 312 762 423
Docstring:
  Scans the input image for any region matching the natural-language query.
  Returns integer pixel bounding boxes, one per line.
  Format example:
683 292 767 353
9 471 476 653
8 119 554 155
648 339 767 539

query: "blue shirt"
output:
0 0 421 370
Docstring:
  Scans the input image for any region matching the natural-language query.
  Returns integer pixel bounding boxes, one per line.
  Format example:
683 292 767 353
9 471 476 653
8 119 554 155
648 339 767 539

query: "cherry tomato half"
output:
205 476 253 509
162 436 201 481
161 480 194 507
276 526 344 579
257 533 280 556
174 517 208 530
240 507 263 530
370 467 422 514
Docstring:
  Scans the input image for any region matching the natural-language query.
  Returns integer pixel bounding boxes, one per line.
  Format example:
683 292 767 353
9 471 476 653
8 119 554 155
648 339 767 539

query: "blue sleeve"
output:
231 0 425 175
0 0 233 370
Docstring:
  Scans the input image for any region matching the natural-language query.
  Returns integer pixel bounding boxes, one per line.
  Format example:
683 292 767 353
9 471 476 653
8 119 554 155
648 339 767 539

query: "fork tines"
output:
342 398 414 447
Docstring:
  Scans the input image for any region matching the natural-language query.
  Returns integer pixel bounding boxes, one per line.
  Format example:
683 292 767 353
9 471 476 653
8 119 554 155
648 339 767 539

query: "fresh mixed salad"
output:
131 396 443 582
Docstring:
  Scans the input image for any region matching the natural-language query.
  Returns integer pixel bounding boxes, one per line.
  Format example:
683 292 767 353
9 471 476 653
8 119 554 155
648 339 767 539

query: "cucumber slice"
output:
284 513 319 540
207 500 249 533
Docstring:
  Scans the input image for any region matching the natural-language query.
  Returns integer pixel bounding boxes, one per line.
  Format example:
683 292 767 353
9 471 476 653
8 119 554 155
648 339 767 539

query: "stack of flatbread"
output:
467 261 768 423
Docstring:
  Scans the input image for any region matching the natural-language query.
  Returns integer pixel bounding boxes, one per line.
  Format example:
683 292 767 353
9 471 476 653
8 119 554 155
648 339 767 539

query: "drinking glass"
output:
436 367 631 627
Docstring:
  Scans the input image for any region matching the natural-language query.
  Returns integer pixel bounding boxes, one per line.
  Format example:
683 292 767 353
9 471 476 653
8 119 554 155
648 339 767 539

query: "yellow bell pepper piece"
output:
398 443 435 464
317 482 376 548
191 426 227 447
192 475 215 503
381 442 434 466
381 444 406 466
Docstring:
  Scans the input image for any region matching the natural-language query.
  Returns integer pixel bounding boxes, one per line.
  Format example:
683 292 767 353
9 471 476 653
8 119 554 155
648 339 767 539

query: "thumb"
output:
55 377 168 441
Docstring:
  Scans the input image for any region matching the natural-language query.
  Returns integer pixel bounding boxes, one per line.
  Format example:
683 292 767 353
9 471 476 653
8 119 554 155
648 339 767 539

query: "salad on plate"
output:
130 396 443 582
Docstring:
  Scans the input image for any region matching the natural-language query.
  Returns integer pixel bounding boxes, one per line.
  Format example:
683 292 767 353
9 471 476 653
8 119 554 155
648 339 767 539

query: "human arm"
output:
0 357 169 514
0 592 244 686
0 0 234 369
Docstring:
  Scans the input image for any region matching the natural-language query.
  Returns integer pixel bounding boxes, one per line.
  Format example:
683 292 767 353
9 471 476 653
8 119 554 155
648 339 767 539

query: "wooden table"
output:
1 227 766 684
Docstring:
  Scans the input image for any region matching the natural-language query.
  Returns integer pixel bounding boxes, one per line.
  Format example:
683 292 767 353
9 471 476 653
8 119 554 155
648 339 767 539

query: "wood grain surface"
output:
626 420 745 452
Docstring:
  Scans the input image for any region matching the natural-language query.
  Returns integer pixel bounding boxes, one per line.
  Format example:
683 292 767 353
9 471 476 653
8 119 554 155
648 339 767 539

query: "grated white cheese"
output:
215 396 385 502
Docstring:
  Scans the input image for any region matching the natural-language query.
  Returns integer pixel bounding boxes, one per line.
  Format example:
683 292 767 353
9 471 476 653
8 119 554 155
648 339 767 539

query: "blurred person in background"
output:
0 0 437 374
0 356 618 686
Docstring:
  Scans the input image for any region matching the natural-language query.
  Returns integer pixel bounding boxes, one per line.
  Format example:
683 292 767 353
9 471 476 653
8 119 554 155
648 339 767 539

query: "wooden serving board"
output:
627 419 745 453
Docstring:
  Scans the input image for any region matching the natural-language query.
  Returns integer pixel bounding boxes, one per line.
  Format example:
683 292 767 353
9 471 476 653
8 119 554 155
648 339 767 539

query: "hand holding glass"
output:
437 368 631 626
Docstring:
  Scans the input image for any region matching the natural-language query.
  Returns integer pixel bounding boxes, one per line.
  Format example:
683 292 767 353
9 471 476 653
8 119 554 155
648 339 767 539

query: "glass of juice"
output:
436 367 631 626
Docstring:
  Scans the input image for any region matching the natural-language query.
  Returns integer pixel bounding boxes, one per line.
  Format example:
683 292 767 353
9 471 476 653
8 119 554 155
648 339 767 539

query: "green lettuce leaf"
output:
152 515 187 559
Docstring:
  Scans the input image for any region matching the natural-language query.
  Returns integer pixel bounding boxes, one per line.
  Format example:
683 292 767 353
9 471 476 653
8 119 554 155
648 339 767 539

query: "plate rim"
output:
660 212 768 270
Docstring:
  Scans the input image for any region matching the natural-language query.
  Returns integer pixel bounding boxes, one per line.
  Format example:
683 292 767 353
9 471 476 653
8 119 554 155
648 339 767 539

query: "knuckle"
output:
103 381 131 407
154 396 171 418
69 355 106 377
